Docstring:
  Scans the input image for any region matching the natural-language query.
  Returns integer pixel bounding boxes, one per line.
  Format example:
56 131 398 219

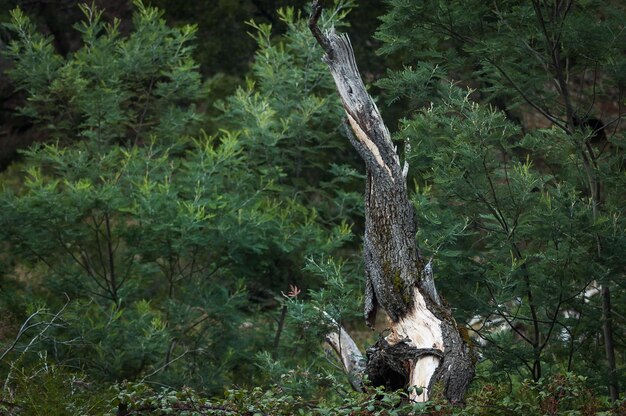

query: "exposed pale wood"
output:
389 287 443 401
324 324 366 392
316 307 365 391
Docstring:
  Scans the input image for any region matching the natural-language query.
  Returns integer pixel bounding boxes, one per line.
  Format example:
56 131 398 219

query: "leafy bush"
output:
0 0 360 397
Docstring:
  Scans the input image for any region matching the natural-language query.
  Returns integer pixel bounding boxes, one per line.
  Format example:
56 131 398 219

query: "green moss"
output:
380 260 411 308
458 325 471 345
392 269 413 306
457 324 478 364
393 269 403 292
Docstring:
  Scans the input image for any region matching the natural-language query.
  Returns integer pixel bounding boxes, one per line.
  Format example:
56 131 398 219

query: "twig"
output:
2 295 70 392
141 349 198 380
308 0 332 57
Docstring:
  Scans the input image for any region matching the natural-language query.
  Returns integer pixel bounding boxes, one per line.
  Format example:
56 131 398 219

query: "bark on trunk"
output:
309 1 474 403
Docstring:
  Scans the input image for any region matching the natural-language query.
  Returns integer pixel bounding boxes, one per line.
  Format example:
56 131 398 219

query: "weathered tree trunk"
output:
309 1 474 403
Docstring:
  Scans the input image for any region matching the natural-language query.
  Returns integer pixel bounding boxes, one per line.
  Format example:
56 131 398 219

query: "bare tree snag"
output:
309 1 474 403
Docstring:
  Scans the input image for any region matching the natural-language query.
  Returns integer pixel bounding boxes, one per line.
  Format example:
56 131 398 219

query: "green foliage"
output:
257 257 364 398
6 371 623 416
217 2 363 224
0 0 360 399
0 359 110 416
148 0 311 77
376 0 626 112
377 0 626 395
464 373 625 416
401 79 626 385
3 1 204 146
